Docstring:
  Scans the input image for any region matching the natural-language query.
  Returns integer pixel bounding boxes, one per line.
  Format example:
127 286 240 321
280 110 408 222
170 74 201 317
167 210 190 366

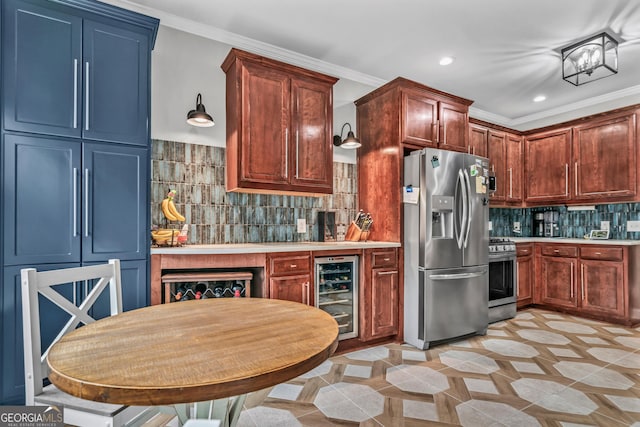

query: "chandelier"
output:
561 32 618 86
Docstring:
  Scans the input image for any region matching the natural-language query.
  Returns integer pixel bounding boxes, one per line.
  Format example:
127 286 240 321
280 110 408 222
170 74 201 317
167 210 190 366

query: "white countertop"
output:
151 241 401 255
508 237 640 246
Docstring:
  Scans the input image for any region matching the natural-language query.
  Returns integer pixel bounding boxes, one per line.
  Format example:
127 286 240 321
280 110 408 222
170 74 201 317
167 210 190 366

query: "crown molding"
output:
99 0 387 87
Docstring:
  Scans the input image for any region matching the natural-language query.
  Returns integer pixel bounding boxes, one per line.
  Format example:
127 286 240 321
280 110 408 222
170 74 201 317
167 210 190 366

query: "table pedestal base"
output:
125 395 246 427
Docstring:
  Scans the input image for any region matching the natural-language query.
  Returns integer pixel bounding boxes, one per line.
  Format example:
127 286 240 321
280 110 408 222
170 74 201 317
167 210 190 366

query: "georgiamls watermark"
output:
0 406 63 427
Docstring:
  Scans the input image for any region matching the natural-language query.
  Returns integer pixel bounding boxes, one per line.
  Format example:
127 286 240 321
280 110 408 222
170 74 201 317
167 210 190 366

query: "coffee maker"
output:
532 208 559 237
533 211 545 237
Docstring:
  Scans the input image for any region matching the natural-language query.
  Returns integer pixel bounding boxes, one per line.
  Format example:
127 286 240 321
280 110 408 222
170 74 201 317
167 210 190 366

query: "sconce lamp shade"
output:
187 93 215 127
333 123 361 149
562 32 618 86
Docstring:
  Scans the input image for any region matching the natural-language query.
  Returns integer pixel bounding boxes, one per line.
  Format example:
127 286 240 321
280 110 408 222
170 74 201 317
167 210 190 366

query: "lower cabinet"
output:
516 243 533 307
267 252 313 305
361 248 399 341
535 243 630 323
579 246 626 318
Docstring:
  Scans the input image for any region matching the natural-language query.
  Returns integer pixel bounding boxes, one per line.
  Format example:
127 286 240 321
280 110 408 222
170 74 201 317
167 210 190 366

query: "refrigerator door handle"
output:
429 271 486 280
454 169 468 249
462 169 472 248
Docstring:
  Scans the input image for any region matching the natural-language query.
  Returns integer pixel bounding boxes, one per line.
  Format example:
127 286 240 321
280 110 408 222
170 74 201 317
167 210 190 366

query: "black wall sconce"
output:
333 123 361 149
186 93 215 127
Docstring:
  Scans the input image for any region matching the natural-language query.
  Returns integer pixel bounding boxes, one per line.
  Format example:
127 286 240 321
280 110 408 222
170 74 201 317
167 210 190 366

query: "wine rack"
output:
160 272 252 303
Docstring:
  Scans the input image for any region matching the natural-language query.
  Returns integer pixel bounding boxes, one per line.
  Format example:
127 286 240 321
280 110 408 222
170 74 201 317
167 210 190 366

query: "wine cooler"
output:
314 255 358 340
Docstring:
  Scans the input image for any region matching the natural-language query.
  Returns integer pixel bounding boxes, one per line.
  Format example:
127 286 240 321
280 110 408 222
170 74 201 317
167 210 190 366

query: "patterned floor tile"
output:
240 308 640 426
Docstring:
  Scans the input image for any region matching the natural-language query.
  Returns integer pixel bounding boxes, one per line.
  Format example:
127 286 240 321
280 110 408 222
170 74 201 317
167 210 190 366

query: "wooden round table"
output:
47 298 339 406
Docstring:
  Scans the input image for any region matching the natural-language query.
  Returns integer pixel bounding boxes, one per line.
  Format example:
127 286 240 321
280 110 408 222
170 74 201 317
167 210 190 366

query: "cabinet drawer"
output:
516 243 533 257
269 254 311 275
540 245 578 258
580 246 623 261
372 249 398 268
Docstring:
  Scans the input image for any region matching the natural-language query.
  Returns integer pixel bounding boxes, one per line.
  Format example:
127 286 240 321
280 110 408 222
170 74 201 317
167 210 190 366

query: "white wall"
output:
151 25 375 164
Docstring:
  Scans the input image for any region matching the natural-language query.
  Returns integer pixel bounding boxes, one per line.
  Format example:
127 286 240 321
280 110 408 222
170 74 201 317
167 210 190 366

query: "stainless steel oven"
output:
488 238 517 323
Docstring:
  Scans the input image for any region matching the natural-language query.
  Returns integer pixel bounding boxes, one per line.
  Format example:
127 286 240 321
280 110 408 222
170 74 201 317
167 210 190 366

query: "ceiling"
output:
105 0 640 130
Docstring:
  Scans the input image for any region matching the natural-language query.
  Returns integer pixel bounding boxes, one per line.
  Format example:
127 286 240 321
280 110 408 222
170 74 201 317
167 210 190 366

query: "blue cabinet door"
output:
3 134 81 266
2 0 82 138
119 259 149 310
82 20 150 146
1 263 79 405
82 143 148 262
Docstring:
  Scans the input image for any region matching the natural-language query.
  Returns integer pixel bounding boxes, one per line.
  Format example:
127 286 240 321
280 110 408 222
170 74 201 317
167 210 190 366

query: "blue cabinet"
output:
3 135 148 266
2 0 151 145
0 0 158 405
3 134 81 265
2 0 82 138
82 143 148 261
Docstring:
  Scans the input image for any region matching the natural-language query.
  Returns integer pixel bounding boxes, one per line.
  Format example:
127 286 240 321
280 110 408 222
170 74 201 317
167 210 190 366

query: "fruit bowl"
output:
151 228 181 247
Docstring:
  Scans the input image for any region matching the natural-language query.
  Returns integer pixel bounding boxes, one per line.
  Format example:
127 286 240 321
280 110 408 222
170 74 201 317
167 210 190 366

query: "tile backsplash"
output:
151 140 358 244
490 204 640 240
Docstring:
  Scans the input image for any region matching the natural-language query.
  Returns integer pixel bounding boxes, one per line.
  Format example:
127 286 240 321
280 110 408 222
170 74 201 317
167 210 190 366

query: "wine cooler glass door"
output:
315 255 358 340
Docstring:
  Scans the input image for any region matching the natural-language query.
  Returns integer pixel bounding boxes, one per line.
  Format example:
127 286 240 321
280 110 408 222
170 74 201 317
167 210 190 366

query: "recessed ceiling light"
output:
439 56 454 66
533 95 546 102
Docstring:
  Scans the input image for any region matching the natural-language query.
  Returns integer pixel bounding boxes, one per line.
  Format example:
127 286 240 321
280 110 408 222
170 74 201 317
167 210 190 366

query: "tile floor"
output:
237 308 640 426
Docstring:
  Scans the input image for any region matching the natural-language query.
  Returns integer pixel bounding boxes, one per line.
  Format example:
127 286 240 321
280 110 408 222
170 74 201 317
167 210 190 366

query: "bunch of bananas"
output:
151 228 180 245
161 189 186 222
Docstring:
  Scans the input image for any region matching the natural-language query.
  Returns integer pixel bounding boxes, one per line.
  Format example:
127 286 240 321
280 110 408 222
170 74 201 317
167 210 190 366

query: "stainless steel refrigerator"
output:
404 148 490 350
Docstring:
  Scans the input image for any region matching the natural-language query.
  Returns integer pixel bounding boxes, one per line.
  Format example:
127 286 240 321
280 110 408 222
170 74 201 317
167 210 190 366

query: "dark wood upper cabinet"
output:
488 130 506 202
397 79 472 151
524 128 572 204
469 123 488 158
438 101 470 152
401 89 439 147
572 112 636 201
505 133 523 203
222 48 338 195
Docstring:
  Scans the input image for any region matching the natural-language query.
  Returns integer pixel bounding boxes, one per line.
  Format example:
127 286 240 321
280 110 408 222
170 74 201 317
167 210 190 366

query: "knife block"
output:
345 221 370 242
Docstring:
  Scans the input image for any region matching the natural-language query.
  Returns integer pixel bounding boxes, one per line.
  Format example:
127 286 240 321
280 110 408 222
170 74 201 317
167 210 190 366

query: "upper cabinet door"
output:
572 113 636 201
525 129 572 203
468 123 488 158
290 77 333 191
82 20 150 145
438 101 468 152
2 0 82 137
505 133 523 202
3 134 81 265
401 90 439 148
239 61 290 186
488 130 506 202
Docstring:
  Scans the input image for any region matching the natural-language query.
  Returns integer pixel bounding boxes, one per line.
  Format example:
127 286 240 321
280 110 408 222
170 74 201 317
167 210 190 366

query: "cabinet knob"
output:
290 264 297 268
383 258 390 261
554 250 560 253
595 252 601 255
